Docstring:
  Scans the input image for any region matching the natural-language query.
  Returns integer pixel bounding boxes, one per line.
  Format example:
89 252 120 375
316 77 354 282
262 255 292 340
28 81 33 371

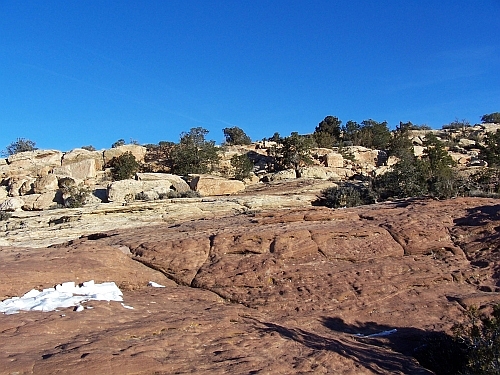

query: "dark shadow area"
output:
320 317 467 375
454 204 500 226
251 317 466 375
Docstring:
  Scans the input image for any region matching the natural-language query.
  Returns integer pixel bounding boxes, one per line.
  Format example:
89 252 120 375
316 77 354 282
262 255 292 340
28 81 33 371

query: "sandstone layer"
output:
0 197 499 374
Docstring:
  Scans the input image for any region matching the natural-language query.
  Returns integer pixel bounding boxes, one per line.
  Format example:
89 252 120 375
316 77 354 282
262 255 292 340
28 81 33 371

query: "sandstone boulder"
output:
345 146 387 167
33 174 59 194
53 159 97 180
325 152 344 167
136 173 190 193
8 176 36 196
6 150 62 176
189 175 245 196
0 186 7 201
270 169 297 181
298 166 328 179
103 145 147 165
107 179 176 202
21 192 59 211
0 197 24 211
62 148 104 170
413 145 425 157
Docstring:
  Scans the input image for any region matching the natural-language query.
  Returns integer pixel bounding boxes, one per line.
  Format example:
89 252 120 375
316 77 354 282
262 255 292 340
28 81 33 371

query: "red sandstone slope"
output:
0 197 499 374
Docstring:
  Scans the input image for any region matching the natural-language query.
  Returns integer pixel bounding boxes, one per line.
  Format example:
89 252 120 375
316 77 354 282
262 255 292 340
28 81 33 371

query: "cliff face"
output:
1 196 499 374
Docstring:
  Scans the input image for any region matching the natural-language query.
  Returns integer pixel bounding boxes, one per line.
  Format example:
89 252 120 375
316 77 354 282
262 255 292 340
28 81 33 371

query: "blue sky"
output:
1 1 499 151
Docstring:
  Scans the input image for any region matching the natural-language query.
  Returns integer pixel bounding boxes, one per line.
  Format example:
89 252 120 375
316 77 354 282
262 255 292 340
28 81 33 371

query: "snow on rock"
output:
148 281 165 288
0 280 124 315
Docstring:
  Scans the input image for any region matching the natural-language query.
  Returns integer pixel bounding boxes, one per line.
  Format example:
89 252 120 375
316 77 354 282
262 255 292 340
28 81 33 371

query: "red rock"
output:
1 197 500 374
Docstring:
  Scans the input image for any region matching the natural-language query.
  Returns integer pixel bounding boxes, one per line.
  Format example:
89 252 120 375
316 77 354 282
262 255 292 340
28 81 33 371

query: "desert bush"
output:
135 191 154 201
231 154 254 180
442 118 471 130
268 132 314 174
81 145 96 151
453 305 500 374
375 133 459 200
160 190 201 199
466 168 500 197
59 178 91 208
317 183 375 208
480 130 500 167
481 112 500 124
111 139 126 148
3 138 37 156
109 152 139 180
0 210 12 221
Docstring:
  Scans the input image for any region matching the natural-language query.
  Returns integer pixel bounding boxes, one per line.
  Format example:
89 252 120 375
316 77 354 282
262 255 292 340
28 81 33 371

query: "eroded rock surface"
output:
0 197 499 374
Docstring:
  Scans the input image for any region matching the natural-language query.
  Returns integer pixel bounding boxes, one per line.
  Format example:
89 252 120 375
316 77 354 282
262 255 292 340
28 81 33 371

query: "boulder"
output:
136 173 190 193
22 192 59 211
324 153 344 168
327 167 355 180
0 197 24 211
189 175 245 196
344 146 387 166
413 146 425 157
6 150 62 175
33 174 59 194
270 169 297 181
103 145 147 166
107 179 175 202
458 138 476 148
0 186 7 201
53 159 97 180
298 166 328 179
62 148 105 170
8 177 36 196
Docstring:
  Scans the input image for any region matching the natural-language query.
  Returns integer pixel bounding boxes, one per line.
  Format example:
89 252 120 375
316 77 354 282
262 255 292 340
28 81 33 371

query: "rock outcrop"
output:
1 197 499 374
189 174 245 196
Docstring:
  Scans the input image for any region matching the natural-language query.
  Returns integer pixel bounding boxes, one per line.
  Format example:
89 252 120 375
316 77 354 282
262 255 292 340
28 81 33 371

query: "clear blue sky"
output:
1 1 499 151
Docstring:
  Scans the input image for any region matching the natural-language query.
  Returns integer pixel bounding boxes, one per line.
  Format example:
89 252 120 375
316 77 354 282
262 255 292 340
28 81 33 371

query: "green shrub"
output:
453 305 500 374
160 190 201 199
223 126 252 145
3 138 37 156
481 112 500 124
81 145 96 151
170 127 221 176
317 183 375 208
111 139 126 148
110 152 139 180
59 178 91 208
231 154 254 180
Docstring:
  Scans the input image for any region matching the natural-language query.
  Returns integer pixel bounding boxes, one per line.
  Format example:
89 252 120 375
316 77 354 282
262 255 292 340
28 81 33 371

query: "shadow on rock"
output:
454 203 500 226
321 317 467 375
251 318 446 374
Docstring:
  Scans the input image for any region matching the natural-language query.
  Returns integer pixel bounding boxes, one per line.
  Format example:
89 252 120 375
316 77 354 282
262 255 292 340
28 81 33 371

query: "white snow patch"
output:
148 281 165 288
354 329 397 338
0 280 124 315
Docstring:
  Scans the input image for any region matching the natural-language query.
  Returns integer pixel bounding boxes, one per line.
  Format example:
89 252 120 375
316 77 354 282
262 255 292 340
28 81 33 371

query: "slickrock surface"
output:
1 196 500 374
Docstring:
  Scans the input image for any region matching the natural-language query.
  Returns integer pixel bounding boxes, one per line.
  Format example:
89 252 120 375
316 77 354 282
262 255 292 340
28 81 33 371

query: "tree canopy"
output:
4 138 37 156
170 127 221 175
313 116 342 148
223 126 251 145
481 112 500 124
